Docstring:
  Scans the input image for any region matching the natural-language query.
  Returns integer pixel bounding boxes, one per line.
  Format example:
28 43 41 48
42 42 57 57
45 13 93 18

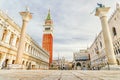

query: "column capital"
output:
20 12 32 22
95 7 110 17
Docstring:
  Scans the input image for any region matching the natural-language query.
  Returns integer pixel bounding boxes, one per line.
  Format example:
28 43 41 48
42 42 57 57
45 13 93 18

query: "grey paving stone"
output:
0 70 120 80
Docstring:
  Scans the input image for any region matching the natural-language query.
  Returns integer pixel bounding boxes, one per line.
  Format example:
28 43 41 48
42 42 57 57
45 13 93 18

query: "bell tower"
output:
42 10 53 65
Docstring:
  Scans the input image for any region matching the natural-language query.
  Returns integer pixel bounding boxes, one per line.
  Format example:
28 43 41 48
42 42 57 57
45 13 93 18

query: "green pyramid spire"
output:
46 9 51 20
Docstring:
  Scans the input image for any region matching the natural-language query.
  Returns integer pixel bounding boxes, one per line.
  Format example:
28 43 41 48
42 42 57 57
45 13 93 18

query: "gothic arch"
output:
112 27 117 36
116 59 120 65
76 62 81 66
9 33 14 45
1 29 7 41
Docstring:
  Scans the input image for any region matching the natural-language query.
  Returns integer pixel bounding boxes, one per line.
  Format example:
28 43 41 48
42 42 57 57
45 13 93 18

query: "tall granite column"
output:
95 6 118 68
15 8 32 65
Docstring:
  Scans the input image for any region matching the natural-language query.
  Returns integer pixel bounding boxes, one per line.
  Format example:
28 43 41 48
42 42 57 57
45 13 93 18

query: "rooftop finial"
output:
46 9 51 20
49 9 50 13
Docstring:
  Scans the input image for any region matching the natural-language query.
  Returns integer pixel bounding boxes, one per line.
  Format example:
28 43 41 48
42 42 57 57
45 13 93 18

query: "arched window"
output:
22 60 25 65
16 38 19 48
118 49 120 53
100 41 102 48
114 50 116 55
28 45 30 53
1 29 7 41
25 43 28 52
116 50 118 55
9 34 14 45
12 60 15 64
112 27 117 36
26 61 28 66
76 62 81 66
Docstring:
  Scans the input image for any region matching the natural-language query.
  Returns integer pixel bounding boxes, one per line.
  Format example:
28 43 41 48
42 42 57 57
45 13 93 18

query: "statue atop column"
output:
95 3 120 70
97 3 105 8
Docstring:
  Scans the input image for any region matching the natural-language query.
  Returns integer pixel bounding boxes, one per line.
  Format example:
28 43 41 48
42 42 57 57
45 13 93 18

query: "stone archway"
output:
116 59 120 65
72 63 75 69
76 62 81 66
27 62 31 70
32 65 35 69
4 59 9 67
76 62 81 70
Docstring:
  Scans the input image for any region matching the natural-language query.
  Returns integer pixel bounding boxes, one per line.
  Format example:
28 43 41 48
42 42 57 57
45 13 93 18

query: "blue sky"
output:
0 0 119 61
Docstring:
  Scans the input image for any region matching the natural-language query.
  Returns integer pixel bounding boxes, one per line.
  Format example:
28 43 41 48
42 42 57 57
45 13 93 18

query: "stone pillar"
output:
0 26 4 41
95 6 120 70
15 9 32 65
95 7 117 65
0 53 6 69
25 43 29 52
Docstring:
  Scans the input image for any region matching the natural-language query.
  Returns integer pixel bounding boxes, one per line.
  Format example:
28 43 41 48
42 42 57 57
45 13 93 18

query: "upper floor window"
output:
112 27 117 36
100 41 102 48
114 17 116 21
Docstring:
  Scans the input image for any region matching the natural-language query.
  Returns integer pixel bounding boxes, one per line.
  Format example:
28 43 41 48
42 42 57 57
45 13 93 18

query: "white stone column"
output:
25 43 29 52
95 7 117 65
0 53 6 69
0 26 4 41
15 9 32 65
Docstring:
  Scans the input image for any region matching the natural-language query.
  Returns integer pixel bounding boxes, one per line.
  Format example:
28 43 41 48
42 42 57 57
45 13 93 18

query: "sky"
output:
0 0 119 61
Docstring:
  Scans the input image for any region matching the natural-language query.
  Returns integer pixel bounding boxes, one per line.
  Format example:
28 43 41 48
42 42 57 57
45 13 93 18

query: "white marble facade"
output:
73 50 90 70
0 10 49 70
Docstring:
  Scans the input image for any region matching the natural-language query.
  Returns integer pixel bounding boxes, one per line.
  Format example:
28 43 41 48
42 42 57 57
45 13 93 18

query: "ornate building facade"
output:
73 50 90 70
0 9 49 69
42 10 53 65
88 3 120 70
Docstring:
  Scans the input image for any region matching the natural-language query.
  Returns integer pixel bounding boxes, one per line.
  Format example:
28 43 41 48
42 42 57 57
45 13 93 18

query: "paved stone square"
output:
0 70 120 80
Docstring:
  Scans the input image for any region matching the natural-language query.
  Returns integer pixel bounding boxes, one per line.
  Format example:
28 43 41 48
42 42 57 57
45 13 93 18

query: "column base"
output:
101 65 120 70
7 64 24 70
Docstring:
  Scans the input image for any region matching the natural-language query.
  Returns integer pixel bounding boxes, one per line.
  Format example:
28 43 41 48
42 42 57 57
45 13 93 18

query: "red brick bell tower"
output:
42 10 53 65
